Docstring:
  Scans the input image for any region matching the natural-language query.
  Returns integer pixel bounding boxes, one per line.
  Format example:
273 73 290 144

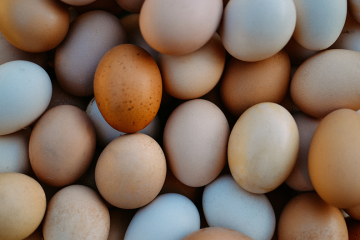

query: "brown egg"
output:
139 0 223 55
29 105 96 187
290 49 360 119
309 109 360 209
115 0 144 13
43 185 110 240
107 208 137 240
278 192 348 239
95 133 167 209
55 10 127 97
0 173 46 240
0 0 70 53
94 44 162 133
182 227 253 240
346 205 360 221
220 50 291 118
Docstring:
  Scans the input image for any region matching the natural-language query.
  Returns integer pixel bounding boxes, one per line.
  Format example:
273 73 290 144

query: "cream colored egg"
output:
221 0 296 62
292 0 347 51
228 102 299 194
158 33 226 100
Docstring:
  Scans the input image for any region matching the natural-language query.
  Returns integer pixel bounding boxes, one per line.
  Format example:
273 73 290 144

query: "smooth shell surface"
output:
182 227 253 240
291 49 360 119
124 193 200 240
43 185 110 240
202 175 276 240
29 105 96 187
95 133 167 209
228 102 299 193
221 0 296 62
163 99 229 187
0 0 69 52
0 173 46 240
0 60 52 136
278 192 348 239
309 109 360 209
94 44 162 133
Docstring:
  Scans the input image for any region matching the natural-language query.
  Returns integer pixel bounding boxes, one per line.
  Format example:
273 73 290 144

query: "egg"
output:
202 174 276 240
0 60 52 136
292 0 347 51
309 108 360 209
55 10 127 97
349 0 360 24
228 102 299 194
220 50 291 117
42 185 110 240
182 227 253 240
95 133 167 209
29 105 96 187
139 0 223 55
0 0 70 53
163 99 229 187
115 0 144 13
94 44 162 133
291 49 360 119
221 0 296 62
345 205 360 221
278 192 348 239
158 33 226 100
124 193 200 240
0 173 46 240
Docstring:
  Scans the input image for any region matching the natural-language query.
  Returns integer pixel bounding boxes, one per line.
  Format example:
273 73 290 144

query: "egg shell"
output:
95 133 167 209
291 49 360 119
107 208 137 240
220 50 291 117
228 102 299 194
308 108 360 209
182 227 253 240
345 205 360 221
0 173 46 240
220 0 296 62
163 99 229 187
0 0 69 53
120 14 159 61
158 33 226 100
139 0 223 55
124 193 200 240
292 0 347 51
285 112 319 192
94 44 162 133
202 174 276 240
116 0 144 13
0 60 52 136
29 105 96 188
284 37 318 66
0 128 32 174
349 0 360 24
55 10 127 97
43 185 110 240
278 192 348 239
86 98 161 147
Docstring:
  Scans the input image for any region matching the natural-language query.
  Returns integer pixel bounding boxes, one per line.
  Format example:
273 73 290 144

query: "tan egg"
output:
309 108 360 209
94 44 162 133
43 185 110 240
115 0 144 13
228 102 299 194
120 14 159 62
0 173 46 240
220 50 291 117
284 37 319 66
182 227 253 240
278 192 348 239
55 10 127 97
221 0 296 62
345 205 360 221
290 49 360 119
0 32 47 68
0 0 69 53
61 0 96 6
29 105 96 187
158 33 226 100
107 208 137 240
163 99 230 187
95 133 167 209
285 112 320 192
139 0 223 55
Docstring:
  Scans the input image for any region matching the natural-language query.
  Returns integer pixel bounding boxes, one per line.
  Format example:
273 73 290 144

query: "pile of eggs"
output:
2 0 360 239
